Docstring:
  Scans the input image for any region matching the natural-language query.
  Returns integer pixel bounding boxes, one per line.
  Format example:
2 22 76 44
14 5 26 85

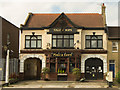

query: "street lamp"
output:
5 49 9 85
3 44 10 85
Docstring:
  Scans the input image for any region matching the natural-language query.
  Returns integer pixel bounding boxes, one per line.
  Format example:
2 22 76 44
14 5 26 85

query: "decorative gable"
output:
48 13 79 34
49 13 77 28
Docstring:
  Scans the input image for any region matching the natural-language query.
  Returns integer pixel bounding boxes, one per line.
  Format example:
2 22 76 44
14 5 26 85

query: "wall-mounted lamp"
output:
32 32 35 36
93 32 96 35
77 40 79 43
47 43 51 49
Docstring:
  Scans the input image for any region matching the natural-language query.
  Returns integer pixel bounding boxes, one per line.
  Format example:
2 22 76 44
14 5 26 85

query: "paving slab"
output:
2 80 110 88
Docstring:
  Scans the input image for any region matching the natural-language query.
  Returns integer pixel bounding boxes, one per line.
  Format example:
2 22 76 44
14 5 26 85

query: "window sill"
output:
24 48 42 49
112 51 118 53
52 47 75 49
85 48 103 49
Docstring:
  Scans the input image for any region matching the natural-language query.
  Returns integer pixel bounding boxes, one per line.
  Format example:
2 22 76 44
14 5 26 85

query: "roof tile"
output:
24 13 104 28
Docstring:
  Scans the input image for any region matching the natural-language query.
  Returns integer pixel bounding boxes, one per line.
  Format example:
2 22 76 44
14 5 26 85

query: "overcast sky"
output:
0 0 119 27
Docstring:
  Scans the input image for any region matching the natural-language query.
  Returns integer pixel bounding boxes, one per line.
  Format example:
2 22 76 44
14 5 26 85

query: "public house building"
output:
19 4 108 80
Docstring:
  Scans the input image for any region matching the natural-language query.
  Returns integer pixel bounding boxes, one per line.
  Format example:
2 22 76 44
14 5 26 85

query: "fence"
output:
0 58 19 81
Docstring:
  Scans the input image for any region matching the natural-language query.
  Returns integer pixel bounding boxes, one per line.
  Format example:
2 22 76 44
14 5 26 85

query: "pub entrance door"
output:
85 58 103 80
57 58 68 81
24 58 42 80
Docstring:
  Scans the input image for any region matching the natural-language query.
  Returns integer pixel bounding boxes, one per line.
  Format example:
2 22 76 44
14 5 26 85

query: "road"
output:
2 88 120 90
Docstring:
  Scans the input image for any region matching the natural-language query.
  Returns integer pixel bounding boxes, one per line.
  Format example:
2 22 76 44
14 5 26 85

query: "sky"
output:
0 0 119 27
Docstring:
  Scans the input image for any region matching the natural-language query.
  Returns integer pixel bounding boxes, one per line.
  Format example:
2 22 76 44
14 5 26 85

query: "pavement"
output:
2 80 113 88
0 81 5 86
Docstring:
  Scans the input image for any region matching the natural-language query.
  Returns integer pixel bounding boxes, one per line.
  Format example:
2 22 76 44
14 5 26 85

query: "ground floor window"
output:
47 57 81 74
69 63 75 72
58 60 67 73
50 63 55 72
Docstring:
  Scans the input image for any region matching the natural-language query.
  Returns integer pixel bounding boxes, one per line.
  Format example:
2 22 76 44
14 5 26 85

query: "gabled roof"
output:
49 13 78 28
108 27 120 39
22 13 104 29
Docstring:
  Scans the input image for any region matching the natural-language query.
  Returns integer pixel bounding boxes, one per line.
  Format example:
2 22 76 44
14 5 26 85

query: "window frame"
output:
52 35 74 49
69 63 75 72
112 41 118 52
85 35 103 49
25 35 42 49
50 63 56 72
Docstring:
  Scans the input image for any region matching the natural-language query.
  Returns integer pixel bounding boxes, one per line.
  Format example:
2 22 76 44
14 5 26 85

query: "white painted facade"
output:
19 54 46 73
81 54 107 73
20 29 107 75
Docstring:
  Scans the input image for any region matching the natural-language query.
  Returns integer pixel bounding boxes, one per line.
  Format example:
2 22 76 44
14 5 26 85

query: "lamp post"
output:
5 49 9 84
3 44 10 85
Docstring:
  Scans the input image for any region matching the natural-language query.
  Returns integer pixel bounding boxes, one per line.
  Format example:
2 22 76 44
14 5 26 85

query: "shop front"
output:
45 51 81 81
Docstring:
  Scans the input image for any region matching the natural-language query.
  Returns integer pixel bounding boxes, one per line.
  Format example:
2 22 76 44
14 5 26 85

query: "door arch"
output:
85 58 103 80
24 58 42 80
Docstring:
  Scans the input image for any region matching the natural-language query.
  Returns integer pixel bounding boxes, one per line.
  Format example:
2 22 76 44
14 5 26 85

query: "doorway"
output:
109 60 115 78
24 58 42 80
85 58 103 80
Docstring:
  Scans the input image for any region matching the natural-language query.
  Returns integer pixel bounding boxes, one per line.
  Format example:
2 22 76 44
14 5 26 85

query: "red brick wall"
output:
49 72 57 81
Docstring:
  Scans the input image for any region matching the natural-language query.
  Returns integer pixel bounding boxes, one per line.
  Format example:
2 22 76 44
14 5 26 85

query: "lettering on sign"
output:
53 29 73 32
48 28 78 34
52 53 73 57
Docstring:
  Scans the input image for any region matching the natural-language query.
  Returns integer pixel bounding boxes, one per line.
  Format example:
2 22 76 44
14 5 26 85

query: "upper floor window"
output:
52 35 74 49
112 42 118 52
85 35 103 49
25 35 42 49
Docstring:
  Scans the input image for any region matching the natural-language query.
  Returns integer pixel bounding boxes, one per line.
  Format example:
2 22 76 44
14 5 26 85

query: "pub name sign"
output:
52 53 73 57
48 27 78 34
53 28 73 32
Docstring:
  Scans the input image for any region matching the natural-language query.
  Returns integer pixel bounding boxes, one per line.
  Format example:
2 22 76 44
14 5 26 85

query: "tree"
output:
72 68 81 81
116 71 120 83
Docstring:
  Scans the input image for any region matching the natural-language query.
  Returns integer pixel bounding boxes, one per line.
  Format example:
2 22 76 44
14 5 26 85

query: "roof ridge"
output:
33 13 101 15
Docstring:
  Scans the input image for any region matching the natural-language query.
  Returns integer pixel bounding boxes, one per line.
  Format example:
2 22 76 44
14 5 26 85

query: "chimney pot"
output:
101 3 106 26
103 3 104 6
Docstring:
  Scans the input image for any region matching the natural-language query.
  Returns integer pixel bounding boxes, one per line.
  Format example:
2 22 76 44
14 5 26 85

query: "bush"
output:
42 67 50 75
9 73 19 84
116 71 120 83
72 68 81 81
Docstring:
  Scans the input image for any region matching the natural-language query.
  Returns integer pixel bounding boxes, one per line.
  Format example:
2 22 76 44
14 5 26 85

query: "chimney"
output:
101 3 106 26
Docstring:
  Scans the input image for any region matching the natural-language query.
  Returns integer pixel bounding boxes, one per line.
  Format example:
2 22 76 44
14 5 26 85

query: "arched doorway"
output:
85 58 103 80
24 58 42 80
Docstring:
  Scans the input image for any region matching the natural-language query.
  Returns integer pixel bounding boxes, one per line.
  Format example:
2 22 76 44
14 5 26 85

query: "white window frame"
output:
112 42 118 52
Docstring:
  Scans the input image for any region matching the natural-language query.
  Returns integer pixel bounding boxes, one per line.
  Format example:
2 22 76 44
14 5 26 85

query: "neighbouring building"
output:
107 27 120 78
20 4 108 80
0 16 19 80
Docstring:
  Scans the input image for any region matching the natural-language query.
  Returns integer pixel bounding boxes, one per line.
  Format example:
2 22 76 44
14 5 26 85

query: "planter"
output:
44 74 50 81
72 68 81 81
42 67 50 81
9 78 19 84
